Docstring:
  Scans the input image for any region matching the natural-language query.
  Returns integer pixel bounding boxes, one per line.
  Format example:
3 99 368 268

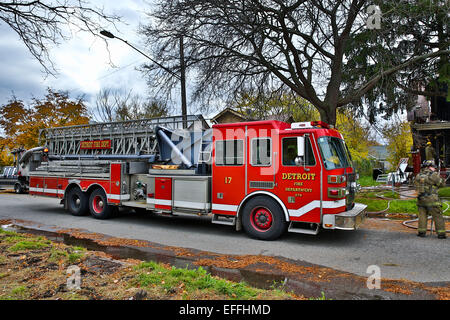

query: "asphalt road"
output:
0 192 448 283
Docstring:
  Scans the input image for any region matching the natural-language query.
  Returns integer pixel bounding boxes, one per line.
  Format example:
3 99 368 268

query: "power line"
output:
96 58 146 81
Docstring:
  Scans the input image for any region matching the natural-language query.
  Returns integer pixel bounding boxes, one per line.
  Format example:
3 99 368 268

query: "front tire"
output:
242 196 287 240
89 188 114 219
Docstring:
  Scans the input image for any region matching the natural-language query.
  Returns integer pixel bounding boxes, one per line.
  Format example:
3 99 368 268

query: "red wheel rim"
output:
250 207 273 232
92 195 104 214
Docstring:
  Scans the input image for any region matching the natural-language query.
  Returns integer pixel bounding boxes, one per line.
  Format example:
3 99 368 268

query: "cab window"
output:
215 140 244 166
282 137 315 166
317 136 351 169
251 138 271 166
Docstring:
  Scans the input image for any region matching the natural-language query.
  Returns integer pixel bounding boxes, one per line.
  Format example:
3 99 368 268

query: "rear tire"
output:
67 187 89 216
242 196 287 240
14 183 23 194
89 188 114 219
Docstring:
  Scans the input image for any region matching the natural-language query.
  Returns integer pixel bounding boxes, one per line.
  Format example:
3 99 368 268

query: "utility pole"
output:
100 30 188 129
180 35 187 129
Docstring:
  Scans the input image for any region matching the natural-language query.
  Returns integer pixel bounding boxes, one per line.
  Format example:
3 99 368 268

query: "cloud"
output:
0 0 151 110
0 0 202 120
0 26 48 103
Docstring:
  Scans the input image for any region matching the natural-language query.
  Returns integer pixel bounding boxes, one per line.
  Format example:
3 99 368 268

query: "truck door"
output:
246 130 276 192
279 134 322 223
212 129 245 216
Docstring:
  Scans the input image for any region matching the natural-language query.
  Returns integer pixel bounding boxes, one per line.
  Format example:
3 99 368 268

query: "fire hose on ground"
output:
360 186 450 233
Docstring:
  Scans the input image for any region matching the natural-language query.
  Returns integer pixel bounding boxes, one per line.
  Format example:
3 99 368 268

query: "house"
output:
368 145 392 172
187 115 210 130
211 107 295 124
210 108 249 124
410 91 450 169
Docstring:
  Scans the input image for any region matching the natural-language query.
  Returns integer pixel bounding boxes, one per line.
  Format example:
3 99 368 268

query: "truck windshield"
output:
318 136 351 170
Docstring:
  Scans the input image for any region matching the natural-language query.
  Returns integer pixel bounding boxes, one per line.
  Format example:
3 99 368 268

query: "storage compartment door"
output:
173 178 211 211
154 177 172 211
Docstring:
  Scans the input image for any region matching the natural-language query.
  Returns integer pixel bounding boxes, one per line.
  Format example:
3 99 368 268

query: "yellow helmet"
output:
427 141 431 145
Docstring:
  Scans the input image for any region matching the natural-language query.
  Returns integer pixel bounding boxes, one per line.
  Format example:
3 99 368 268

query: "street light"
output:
100 30 188 128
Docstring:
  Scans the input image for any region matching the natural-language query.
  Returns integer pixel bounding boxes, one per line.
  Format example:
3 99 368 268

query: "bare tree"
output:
94 88 129 122
94 88 169 122
139 0 449 125
0 0 120 75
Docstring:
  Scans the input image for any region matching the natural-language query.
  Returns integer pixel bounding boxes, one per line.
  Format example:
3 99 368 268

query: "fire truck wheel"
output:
242 196 287 240
66 187 89 216
89 188 113 219
14 183 23 194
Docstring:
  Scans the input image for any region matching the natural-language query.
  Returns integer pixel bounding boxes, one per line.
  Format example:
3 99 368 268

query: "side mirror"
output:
294 156 304 166
295 136 305 166
297 136 305 157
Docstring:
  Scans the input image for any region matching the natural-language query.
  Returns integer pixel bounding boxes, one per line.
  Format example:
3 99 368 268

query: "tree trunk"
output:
318 106 337 126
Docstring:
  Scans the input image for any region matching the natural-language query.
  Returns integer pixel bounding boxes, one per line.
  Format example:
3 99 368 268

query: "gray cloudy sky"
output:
0 0 179 117
0 1 404 132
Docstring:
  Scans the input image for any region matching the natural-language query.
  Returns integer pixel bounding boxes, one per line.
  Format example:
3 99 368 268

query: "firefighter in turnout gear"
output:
414 160 447 239
425 141 436 162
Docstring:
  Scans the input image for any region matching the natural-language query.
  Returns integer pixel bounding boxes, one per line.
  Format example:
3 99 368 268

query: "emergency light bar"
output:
291 121 330 129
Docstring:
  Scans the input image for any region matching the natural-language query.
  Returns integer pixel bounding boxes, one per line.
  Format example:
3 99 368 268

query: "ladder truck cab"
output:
12 147 47 194
28 115 367 240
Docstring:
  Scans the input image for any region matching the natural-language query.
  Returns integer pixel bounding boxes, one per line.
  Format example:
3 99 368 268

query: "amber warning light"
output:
311 121 330 129
291 121 330 129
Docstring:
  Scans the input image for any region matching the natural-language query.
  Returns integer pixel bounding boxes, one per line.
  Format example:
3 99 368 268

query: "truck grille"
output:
249 181 275 189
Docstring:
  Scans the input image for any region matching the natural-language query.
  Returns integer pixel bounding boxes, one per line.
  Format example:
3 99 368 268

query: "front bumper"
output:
323 203 367 230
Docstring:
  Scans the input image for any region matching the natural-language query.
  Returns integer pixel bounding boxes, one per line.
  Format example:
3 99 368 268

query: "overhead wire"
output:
96 58 146 81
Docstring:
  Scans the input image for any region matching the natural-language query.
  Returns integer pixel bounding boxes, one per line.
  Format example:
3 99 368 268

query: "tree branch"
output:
339 49 450 106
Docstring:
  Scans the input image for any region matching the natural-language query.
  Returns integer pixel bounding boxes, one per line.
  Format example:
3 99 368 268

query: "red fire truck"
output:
27 115 366 240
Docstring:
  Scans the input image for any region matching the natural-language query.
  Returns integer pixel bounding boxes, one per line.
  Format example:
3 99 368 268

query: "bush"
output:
353 159 373 177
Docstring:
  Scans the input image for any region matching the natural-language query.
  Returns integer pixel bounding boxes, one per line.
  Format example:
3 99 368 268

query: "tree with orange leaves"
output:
0 88 89 166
